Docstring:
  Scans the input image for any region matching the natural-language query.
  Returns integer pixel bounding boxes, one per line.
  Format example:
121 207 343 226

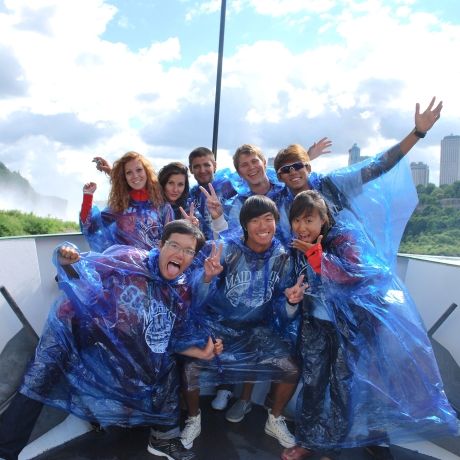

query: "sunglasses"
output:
277 162 307 175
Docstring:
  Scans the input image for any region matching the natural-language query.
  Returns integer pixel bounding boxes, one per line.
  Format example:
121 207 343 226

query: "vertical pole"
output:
212 0 226 159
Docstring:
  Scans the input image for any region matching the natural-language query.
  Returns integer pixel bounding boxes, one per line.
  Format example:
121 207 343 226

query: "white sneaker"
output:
225 399 252 423
211 389 233 411
180 410 201 449
264 410 296 448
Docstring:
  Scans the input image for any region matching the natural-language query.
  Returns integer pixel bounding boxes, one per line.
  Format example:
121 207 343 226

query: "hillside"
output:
400 181 460 256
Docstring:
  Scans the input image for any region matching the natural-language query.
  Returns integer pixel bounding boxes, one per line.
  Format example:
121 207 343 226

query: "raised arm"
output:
361 97 442 184
80 182 97 222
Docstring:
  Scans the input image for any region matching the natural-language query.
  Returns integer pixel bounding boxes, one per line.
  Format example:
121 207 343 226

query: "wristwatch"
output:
413 128 426 138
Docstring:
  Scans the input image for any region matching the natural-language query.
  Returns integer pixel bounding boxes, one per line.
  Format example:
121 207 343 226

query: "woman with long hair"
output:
157 161 191 220
80 151 174 252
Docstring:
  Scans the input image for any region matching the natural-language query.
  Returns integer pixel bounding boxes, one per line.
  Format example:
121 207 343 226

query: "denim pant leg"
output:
0 393 43 460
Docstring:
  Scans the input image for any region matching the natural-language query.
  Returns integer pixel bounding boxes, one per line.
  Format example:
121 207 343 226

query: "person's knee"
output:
282 358 300 382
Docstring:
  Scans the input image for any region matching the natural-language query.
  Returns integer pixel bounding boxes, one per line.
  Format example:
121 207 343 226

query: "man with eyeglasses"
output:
0 220 224 460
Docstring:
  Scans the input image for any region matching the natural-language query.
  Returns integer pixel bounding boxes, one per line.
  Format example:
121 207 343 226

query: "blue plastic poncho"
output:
80 200 174 252
293 154 458 449
184 236 299 390
20 245 204 427
188 168 237 240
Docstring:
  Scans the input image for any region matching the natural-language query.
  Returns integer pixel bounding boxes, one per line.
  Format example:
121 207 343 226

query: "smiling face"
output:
159 232 197 280
124 159 147 190
190 154 216 186
291 210 324 244
245 211 276 253
277 161 311 195
164 173 187 204
237 152 267 188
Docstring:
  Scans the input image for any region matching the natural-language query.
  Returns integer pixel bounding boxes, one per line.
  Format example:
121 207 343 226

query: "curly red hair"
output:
108 151 164 212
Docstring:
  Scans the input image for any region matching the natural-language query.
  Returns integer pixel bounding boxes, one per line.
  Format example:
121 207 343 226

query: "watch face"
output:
414 129 426 138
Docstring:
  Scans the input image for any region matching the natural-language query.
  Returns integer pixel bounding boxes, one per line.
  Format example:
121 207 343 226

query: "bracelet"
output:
413 128 426 138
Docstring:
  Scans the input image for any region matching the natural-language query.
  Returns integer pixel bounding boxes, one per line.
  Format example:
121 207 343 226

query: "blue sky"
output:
1 0 459 219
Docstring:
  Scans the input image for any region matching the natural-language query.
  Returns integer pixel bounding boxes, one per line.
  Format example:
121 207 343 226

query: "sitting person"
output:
282 191 457 457
0 220 223 460
81 151 173 252
180 195 305 451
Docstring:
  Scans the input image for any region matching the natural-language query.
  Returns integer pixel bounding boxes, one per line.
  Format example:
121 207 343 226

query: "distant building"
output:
410 161 429 186
348 143 371 166
348 143 361 165
267 157 275 168
440 134 460 185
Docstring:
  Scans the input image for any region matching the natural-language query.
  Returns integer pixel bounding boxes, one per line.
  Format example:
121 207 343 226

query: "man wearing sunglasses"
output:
275 98 442 221
209 140 331 244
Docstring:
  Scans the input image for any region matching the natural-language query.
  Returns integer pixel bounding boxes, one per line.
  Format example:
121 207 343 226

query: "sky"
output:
1 0 459 220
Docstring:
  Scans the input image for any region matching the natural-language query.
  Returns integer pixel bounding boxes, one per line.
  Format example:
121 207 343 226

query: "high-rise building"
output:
410 161 429 186
440 135 460 185
348 143 361 165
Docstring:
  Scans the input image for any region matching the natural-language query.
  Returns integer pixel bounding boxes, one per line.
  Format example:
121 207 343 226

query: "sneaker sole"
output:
225 407 252 423
180 428 201 450
147 445 174 460
264 426 296 448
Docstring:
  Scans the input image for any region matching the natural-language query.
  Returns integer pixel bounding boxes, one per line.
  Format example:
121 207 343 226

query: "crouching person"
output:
0 220 222 460
180 196 303 450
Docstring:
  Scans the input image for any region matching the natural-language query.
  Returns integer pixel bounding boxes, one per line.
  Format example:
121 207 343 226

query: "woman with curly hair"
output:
80 151 174 252
158 161 191 220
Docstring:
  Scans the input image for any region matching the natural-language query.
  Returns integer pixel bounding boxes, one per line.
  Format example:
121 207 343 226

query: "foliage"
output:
0 210 79 237
400 181 460 256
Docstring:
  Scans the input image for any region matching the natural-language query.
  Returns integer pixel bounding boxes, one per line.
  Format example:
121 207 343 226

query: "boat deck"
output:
31 396 446 460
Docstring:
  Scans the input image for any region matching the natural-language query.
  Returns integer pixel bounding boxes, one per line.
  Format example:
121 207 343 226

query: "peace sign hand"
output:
179 202 200 228
200 183 223 219
204 241 224 283
284 274 308 305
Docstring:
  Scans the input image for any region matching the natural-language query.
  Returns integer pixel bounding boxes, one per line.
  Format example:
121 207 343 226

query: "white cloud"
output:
0 0 459 223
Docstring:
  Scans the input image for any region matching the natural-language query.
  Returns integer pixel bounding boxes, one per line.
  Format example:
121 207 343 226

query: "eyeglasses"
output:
164 240 196 258
277 162 307 175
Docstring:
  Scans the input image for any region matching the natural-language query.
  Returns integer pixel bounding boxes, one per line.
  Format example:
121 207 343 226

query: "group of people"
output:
0 97 458 460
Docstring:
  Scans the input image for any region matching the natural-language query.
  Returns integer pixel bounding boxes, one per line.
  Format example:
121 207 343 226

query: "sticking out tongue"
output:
167 261 180 277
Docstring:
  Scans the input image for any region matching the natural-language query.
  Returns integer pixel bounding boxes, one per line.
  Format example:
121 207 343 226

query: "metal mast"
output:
211 0 226 159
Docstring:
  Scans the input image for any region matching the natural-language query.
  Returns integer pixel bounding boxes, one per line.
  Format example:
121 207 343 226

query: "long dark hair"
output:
157 162 190 209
